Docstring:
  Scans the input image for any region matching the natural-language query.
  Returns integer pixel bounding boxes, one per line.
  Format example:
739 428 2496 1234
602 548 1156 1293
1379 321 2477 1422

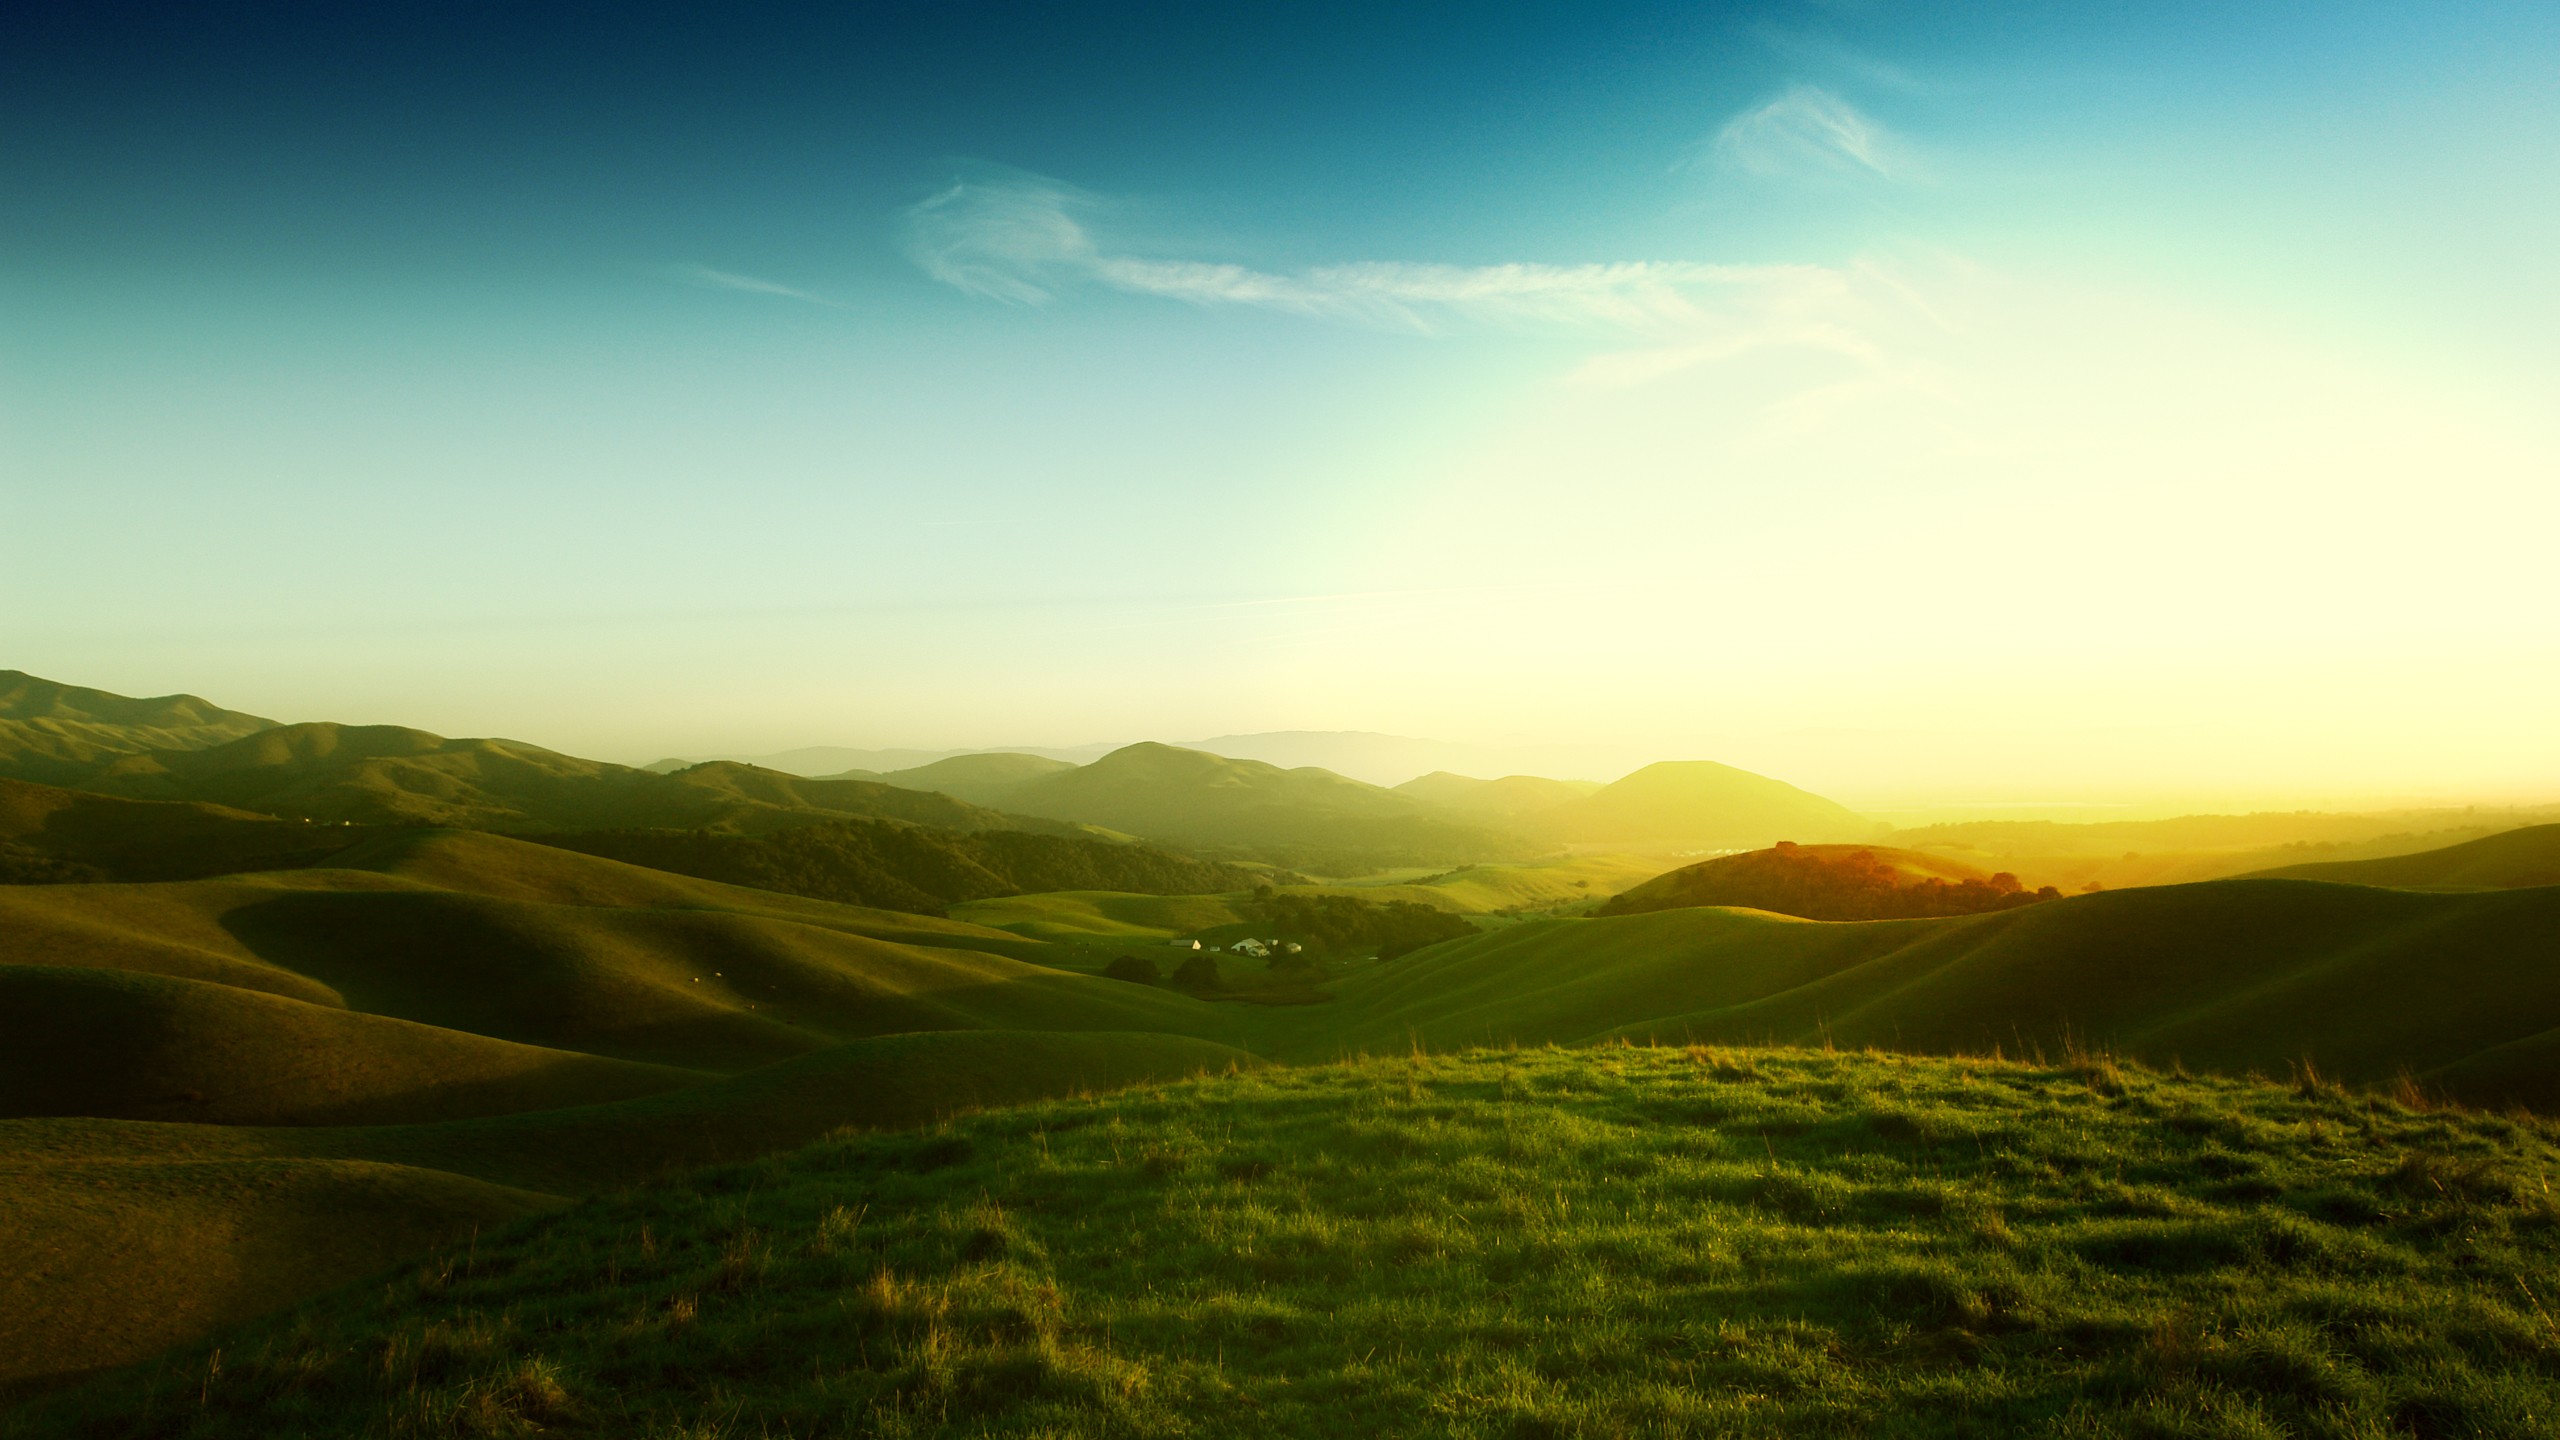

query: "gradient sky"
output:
5 1 2556 805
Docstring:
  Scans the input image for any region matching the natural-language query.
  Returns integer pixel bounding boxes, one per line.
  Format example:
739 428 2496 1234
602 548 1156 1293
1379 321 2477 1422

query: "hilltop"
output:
872 751 1080 806
1392 769 1600 819
18 1047 2560 1438
0 830 1254 1385
1541 759 1876 848
0 671 275 786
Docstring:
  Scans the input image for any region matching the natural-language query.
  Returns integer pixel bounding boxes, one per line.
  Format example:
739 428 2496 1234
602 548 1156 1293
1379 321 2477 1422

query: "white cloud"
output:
901 172 1856 341
667 264 839 306
1713 85 1897 178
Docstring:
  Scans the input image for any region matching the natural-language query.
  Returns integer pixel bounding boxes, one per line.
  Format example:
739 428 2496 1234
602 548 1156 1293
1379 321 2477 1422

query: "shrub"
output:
1101 955 1162 986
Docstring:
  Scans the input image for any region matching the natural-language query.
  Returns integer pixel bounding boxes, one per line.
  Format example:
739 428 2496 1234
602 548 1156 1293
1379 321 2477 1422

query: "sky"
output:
4 1 2557 806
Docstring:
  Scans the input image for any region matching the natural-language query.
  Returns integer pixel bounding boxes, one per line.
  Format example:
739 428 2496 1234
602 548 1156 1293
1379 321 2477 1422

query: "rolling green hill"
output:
872 751 1079 805
19 1047 2560 1439
1286 880 2560 1106
0 777 379 883
534 814 1263 916
49 724 1041 835
992 742 1531 871
2244 823 2560 890
1390 769 1600 818
15 727 2560 1411
1599 842 2048 920
949 889 1258 943
0 671 276 787
0 829 1260 1387
0 1029 1254 1391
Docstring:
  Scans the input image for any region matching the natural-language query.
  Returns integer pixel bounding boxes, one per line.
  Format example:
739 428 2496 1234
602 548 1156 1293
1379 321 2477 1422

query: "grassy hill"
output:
0 829 1264 1387
17 1046 2560 1438
535 814 1260 916
1886 809 2560 892
950 855 1666 944
0 777 380 883
0 671 276 787
873 752 1080 806
1599 842 2050 920
1287 880 2560 1106
1540 759 1876 849
46 723 1053 835
0 1028 1255 1393
1392 770 1600 819
992 743 1533 872
19 752 2560 1409
950 890 1258 943
2245 823 2560 890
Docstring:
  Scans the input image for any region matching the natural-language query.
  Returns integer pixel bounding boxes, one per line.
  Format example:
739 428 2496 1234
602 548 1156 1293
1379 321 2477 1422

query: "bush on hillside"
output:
1602 842 2063 921
1170 953 1224 993
1102 954 1162 986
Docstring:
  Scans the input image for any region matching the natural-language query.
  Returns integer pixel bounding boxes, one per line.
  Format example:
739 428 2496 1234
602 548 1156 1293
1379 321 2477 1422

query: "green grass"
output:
948 890 1256 942
1288 882 2560 1107
13 829 2560 1404
19 1045 2560 1438
0 1030 1255 1388
1283 853 1670 914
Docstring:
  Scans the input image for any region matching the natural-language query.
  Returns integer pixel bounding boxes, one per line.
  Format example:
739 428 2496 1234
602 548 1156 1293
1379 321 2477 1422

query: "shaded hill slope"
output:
0 671 276 786
22 1048 2560 1439
2244 823 2560 890
0 777 381 883
0 873 1231 1074
1296 879 2560 1106
0 965 703 1126
0 826 1260 1386
870 751 1078 805
1600 842 2055 920
52 723 1045 835
534 815 1266 916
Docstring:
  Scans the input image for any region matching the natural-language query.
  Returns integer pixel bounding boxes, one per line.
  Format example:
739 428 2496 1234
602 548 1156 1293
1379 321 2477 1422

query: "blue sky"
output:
5 2 2556 802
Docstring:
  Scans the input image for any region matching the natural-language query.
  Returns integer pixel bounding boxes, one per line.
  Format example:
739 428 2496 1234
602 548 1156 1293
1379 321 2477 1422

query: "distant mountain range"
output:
649 730 1644 788
858 745 1877 861
4 671 1876 869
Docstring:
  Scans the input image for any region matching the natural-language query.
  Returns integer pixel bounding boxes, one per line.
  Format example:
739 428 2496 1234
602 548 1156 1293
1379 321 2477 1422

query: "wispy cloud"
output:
665 263 840 307
902 172 1846 338
1750 27 1932 96
1712 85 1898 179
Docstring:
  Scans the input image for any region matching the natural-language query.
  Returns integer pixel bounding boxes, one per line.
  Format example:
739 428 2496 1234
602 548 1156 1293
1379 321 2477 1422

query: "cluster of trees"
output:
1102 952 1231 993
1252 889 1476 961
538 819 1266 915
1602 842 2064 922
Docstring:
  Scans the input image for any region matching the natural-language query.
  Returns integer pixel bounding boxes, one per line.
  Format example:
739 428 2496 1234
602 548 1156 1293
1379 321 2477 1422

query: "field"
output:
10 812 2560 1421
15 1046 2560 1438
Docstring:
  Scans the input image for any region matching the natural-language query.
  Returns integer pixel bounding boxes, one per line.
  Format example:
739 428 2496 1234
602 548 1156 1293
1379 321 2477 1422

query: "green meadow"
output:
11 673 2560 1434
18 1047 2560 1438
